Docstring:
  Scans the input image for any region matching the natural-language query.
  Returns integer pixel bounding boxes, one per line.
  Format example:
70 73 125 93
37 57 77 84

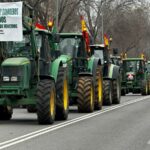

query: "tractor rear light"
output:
3 76 9 82
11 76 18 82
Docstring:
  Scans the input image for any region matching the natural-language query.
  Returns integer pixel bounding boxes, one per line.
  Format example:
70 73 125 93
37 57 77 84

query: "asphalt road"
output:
0 94 150 150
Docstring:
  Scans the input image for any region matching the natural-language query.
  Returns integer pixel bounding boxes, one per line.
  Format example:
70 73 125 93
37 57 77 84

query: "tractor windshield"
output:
59 37 81 57
123 60 144 72
94 50 104 64
7 32 31 56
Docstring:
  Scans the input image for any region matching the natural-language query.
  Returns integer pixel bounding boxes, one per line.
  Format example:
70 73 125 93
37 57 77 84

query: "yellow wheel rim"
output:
98 76 103 103
90 85 93 107
50 90 55 116
63 79 68 110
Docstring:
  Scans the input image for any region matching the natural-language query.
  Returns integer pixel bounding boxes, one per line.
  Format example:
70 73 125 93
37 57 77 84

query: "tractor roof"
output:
90 44 105 48
122 58 144 61
35 28 51 34
59 33 82 37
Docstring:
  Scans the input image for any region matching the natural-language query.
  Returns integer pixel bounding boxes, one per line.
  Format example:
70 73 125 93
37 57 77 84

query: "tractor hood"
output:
2 57 30 66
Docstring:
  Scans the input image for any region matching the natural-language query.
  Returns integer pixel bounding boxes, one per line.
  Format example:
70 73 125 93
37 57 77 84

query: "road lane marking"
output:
0 95 150 149
147 140 150 145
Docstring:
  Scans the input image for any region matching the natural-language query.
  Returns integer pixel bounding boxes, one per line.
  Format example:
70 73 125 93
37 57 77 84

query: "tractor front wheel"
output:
112 78 121 104
55 67 69 120
103 80 112 105
37 79 56 124
77 77 94 113
0 106 13 120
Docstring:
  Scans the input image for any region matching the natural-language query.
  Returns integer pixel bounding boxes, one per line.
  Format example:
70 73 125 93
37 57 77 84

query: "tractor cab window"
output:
59 38 76 56
124 60 143 72
7 33 31 56
35 33 51 60
59 37 83 57
94 50 104 64
146 63 150 72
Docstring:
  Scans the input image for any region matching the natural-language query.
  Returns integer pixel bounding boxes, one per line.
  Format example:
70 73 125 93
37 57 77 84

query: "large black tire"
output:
94 67 103 110
112 78 121 104
27 105 37 113
77 77 94 113
0 106 13 120
141 80 148 95
103 80 112 105
37 79 56 124
55 67 69 120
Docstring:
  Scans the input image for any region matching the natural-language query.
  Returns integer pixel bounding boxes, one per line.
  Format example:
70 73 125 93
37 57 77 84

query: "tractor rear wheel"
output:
37 79 56 124
77 77 94 113
94 67 103 110
103 80 112 105
112 78 121 104
141 80 148 95
55 67 69 120
27 105 37 113
0 106 12 120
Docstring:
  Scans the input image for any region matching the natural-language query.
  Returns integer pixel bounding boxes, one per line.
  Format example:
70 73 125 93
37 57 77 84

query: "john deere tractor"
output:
90 44 121 105
121 57 150 95
0 3 69 124
58 33 103 112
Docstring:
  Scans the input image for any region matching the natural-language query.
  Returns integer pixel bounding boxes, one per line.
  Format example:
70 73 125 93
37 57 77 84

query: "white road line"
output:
0 95 150 150
147 140 150 145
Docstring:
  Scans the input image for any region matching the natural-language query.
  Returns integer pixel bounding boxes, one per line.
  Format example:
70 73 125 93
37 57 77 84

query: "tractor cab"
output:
59 33 89 78
122 58 145 81
121 58 150 95
59 33 88 58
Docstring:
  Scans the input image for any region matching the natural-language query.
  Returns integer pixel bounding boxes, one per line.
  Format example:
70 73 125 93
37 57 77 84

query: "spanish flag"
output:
80 16 90 52
104 34 109 47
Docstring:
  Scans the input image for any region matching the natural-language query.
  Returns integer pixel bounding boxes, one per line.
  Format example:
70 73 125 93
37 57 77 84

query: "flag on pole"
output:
80 16 90 52
104 33 109 47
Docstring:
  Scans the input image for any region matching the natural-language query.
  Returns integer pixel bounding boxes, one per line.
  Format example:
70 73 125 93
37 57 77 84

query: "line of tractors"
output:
0 2 149 125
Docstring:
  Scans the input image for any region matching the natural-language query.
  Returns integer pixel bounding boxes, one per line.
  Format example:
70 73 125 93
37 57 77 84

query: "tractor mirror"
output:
53 34 60 43
113 48 118 55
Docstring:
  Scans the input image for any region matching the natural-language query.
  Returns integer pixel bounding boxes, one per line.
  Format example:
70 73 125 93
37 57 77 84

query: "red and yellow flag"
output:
80 16 90 52
35 22 46 30
104 34 109 47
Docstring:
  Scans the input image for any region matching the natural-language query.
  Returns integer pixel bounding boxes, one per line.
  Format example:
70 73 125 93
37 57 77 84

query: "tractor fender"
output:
50 58 63 82
39 75 55 82
78 72 93 77
88 56 101 81
109 64 120 79
50 56 69 82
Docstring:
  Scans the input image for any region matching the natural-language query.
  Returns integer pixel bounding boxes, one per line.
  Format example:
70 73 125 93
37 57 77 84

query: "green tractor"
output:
90 44 121 105
121 57 150 96
0 3 69 124
58 33 103 112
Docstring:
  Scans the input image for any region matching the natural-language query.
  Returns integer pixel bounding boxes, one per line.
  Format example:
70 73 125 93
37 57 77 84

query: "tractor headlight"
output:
11 76 18 82
3 76 9 82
